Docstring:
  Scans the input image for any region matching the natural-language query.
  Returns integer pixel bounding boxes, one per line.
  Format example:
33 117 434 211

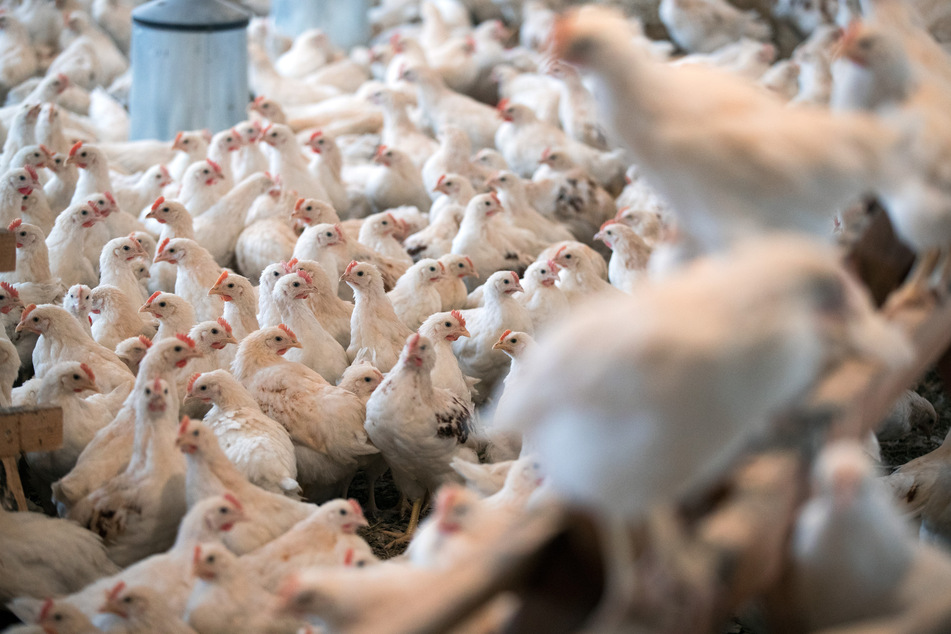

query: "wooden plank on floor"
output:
0 407 64 457
0 230 15 273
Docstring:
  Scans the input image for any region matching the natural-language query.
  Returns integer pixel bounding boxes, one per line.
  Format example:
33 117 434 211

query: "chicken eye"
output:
207 555 215 563
169 249 176 253
211 328 219 334
81 152 87 157
293 282 300 287
81 210 88 215
429 267 435 271
364 376 372 382
123 246 130 251
503 279 509 284
339 509 346 515
123 597 132 604
273 271 280 277
276 336 283 342
305 205 312 211
510 338 517 343
219 506 228 513
200 385 207 390
19 176 25 181
18 231 24 237
192 429 199 436
174 346 182 352
73 374 80 380
53 613 63 621
162 207 169 212
159 302 167 307
145 388 152 395
458 263 464 268
357 271 364 277
32 316 38 322
444 321 451 327
183 139 190 144
381 220 388 225
565 254 572 259
325 232 333 237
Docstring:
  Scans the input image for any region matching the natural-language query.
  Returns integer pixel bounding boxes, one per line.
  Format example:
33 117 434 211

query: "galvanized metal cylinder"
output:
271 0 370 49
129 0 251 141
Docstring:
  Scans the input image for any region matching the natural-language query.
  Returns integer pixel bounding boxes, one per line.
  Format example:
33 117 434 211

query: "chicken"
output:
176 158 226 218
88 285 155 356
388 258 446 330
0 166 53 235
4 598 96 634
184 543 303 634
451 193 533 290
790 440 951 631
420 126 488 197
451 270 533 401
368 86 439 168
338 360 384 400
877 389 938 441
548 240 621 303
62 284 94 338
366 145 432 213
153 238 225 323
140 291 196 342
659 0 772 54
550 7 899 252
113 164 172 218
46 201 104 289
17 303 134 394
66 142 113 206
73 376 186 567
51 336 201 518
365 333 475 542
0 218 64 307
399 64 500 150
207 270 259 343
238 499 373 592
884 426 951 546
54 493 245 625
260 122 330 202
289 258 353 349
546 59 610 151
185 369 300 497
498 236 911 520
232 326 378 501
304 129 349 213
186 319 239 378
116 335 151 375
206 127 243 187
0 503 118 607
342 260 414 372
60 10 127 85
20 361 115 487
594 220 653 292
418 310 474 403
495 100 626 192
194 172 275 267
175 414 315 553
271 269 349 383
0 11 37 102
234 210 298 285
42 147 79 215
516 259 569 332
485 169 576 245
435 253 479 311
98 582 197 634
98 235 150 305
358 211 414 266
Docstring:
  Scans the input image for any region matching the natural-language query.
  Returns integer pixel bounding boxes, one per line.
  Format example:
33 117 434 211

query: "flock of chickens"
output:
2 0 951 631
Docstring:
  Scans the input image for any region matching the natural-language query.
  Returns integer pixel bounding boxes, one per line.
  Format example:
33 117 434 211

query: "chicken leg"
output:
883 247 943 316
383 497 425 549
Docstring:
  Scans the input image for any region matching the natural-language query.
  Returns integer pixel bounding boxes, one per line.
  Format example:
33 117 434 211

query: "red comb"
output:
450 309 466 328
68 141 82 158
547 259 560 273
24 165 38 182
294 197 306 212
213 270 229 287
104 191 116 205
151 196 165 211
216 317 232 334
21 303 36 320
489 191 500 205
496 98 510 111
177 415 191 437
510 271 520 283
464 256 474 270
436 174 446 188
138 335 152 348
309 130 323 142
145 290 161 305
277 323 297 340
223 492 243 512
186 372 201 394
107 581 126 602
176 333 196 348
38 598 54 622
39 144 54 157
409 332 421 347
599 219 618 231
6 218 21 231
348 498 363 516
540 147 552 161
555 245 567 258
262 123 273 136
297 269 312 285
344 548 355 566
80 362 95 383
375 144 388 158
193 545 202 565
498 329 513 343
160 165 170 180
252 95 265 106
158 237 170 253
206 158 222 173
152 377 162 392
174 131 184 146
286 258 299 269
1 282 19 299
345 260 358 275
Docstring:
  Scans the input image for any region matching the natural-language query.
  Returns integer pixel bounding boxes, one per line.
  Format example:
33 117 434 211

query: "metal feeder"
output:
129 0 251 141
270 0 370 50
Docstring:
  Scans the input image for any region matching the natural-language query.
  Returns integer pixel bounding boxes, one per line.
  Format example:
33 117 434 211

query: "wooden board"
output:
0 406 64 457
0 229 15 273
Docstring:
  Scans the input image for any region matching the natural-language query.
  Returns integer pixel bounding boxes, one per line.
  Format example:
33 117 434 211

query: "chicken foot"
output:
883 247 943 315
382 496 425 549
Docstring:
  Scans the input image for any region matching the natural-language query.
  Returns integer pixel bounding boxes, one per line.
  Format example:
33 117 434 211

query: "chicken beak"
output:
98 600 125 618
15 320 36 334
138 303 151 313
153 252 172 264
492 340 507 352
289 339 303 349
458 327 471 338
84 381 101 394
